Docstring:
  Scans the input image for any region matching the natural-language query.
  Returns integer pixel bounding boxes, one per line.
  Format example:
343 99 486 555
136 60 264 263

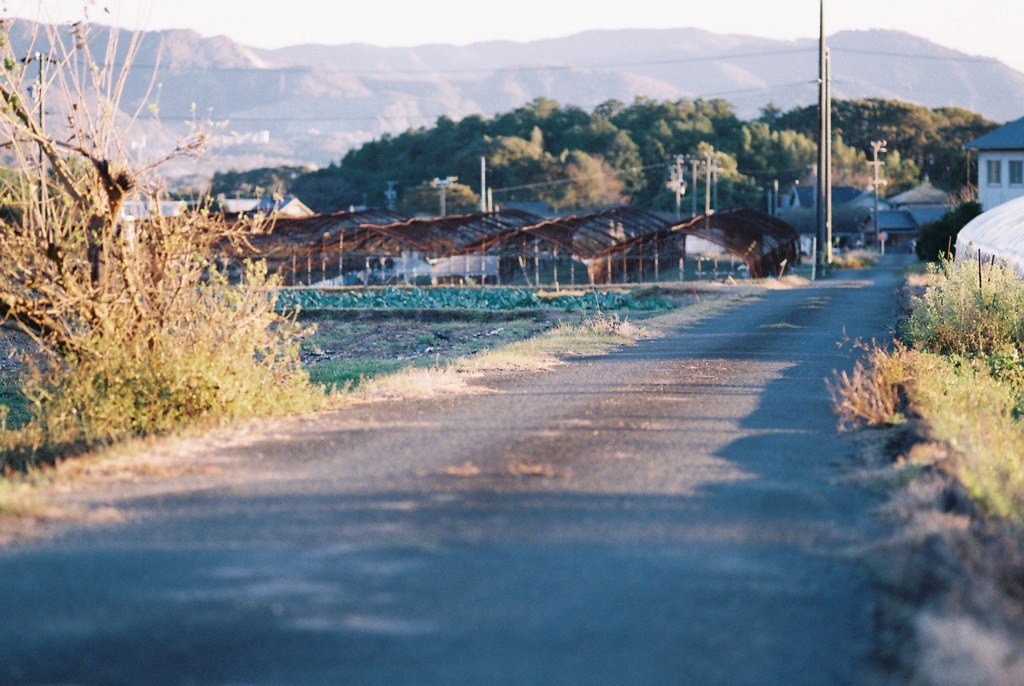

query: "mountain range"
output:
9 21 1024 180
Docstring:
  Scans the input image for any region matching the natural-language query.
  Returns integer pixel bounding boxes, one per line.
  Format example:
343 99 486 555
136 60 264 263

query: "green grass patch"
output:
0 371 30 431
308 359 406 391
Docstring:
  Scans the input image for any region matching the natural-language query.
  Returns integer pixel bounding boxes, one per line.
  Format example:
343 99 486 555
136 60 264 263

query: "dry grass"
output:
830 250 879 270
442 461 481 478
0 21 323 468
915 614 1024 686
331 314 649 405
506 460 567 479
829 344 913 429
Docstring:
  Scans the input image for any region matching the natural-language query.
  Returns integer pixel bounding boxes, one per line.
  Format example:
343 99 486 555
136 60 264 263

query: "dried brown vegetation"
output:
0 20 320 465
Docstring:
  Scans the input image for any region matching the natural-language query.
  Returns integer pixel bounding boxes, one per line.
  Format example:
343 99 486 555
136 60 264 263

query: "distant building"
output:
782 185 878 212
965 116 1024 211
216 195 315 218
864 210 919 250
887 178 952 227
858 179 955 249
778 185 889 249
120 197 189 220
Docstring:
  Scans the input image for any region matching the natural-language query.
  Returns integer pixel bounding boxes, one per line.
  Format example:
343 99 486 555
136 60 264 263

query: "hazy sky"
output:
6 0 1024 72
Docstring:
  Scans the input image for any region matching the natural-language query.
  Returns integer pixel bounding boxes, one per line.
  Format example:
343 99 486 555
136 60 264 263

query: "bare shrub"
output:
581 313 646 339
830 250 879 270
0 20 320 463
829 343 912 429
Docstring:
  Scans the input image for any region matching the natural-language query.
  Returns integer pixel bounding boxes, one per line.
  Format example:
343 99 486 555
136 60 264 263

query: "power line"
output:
103 45 1002 78
836 48 999 64
106 48 814 76
490 161 669 194
140 81 819 125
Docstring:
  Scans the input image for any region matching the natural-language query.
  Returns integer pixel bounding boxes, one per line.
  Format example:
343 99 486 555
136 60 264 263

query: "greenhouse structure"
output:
955 194 1024 276
219 206 800 287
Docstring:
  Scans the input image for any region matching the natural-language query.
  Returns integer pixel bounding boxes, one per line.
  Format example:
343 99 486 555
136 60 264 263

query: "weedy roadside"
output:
830 258 1024 684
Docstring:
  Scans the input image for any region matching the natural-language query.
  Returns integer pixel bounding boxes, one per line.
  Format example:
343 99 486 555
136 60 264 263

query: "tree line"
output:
211 97 997 216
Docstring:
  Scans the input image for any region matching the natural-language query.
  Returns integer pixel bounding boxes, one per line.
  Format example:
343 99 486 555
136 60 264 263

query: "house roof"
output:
792 185 873 208
218 196 315 218
905 206 948 227
965 116 1024 151
777 205 873 235
794 186 814 207
876 210 918 232
888 180 950 207
255 196 315 218
833 187 871 205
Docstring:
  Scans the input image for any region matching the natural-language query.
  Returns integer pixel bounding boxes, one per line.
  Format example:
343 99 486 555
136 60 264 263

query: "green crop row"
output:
275 287 663 312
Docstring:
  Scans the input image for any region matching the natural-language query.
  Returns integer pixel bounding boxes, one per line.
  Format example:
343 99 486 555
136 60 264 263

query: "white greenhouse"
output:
955 194 1024 276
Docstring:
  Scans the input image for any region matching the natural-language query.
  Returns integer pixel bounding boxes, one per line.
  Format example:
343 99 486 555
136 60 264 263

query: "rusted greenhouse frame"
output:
228 209 543 286
586 209 799 283
669 209 800 278
226 204 798 287
452 207 674 286
222 209 407 285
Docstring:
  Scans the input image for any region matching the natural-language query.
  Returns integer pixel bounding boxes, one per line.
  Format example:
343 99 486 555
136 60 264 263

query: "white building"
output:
965 116 1024 211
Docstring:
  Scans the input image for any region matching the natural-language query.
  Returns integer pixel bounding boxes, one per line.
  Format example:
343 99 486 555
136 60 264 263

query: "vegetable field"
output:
276 287 671 312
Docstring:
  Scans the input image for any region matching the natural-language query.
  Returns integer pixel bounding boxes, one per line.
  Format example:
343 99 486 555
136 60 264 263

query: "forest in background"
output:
210 97 998 216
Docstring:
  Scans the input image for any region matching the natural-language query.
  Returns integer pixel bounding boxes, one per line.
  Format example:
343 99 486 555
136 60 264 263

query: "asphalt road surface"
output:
0 259 908 685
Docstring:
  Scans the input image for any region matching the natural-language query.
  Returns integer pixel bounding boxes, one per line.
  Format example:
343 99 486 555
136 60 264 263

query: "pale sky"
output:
6 0 1024 72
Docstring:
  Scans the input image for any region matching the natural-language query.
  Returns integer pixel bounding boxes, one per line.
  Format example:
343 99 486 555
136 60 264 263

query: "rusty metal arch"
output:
665 209 800 278
349 209 543 258
455 206 671 257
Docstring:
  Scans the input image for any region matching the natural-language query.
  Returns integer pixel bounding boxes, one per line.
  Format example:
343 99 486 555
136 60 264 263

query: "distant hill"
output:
8 22 1024 179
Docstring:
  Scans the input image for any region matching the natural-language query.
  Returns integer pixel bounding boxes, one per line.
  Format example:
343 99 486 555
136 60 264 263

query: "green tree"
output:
917 201 982 262
547 151 628 210
399 181 479 217
210 166 312 198
883 150 922 195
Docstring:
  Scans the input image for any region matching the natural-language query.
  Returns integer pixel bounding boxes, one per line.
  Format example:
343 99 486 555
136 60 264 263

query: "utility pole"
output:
667 155 687 221
712 164 719 214
691 158 700 218
825 46 833 263
870 140 888 251
704 148 713 232
816 0 828 272
479 157 487 213
384 180 398 211
431 176 457 217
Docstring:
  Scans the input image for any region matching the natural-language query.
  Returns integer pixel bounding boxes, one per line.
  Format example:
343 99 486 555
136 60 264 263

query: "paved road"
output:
0 260 907 685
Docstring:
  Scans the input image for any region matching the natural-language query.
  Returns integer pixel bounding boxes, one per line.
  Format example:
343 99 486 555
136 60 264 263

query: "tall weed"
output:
905 258 1024 357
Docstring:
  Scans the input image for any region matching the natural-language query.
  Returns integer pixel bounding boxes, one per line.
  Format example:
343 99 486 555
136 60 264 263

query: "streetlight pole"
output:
870 140 888 251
